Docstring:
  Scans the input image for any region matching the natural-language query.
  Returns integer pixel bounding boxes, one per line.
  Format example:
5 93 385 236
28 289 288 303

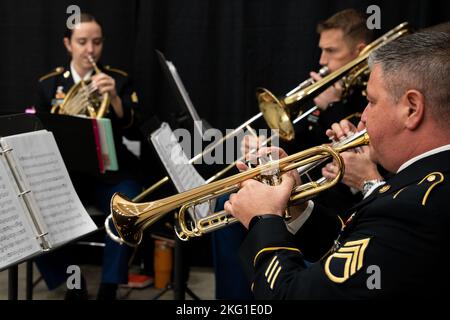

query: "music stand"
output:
0 113 43 300
149 51 213 300
155 50 206 138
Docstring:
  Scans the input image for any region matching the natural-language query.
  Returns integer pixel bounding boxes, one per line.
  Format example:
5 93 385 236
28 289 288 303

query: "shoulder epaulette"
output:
103 65 128 77
417 172 444 206
39 67 64 82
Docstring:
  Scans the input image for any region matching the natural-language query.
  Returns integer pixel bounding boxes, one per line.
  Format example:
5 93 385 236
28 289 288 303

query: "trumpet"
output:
110 129 369 246
257 22 411 141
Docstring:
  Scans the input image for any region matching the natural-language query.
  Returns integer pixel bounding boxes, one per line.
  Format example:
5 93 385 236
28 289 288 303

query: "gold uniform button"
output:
379 185 391 193
427 175 436 182
63 70 71 78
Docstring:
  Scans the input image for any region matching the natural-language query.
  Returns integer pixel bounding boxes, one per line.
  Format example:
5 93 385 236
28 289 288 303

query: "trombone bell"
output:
257 88 295 141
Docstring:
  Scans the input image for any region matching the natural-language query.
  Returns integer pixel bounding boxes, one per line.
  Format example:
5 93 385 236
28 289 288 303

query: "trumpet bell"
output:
111 193 144 246
257 87 295 141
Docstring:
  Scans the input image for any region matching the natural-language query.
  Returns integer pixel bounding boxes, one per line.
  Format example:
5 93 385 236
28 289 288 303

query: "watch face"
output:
362 180 384 196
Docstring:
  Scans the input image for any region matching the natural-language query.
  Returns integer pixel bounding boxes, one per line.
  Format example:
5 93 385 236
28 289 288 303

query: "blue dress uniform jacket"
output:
239 150 450 299
36 64 141 182
37 64 136 128
34 64 142 289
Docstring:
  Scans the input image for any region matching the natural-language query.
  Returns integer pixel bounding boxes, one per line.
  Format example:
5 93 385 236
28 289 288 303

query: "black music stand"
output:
146 51 212 300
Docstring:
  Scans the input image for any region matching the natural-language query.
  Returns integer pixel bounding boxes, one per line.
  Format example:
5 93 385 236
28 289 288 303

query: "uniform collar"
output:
385 149 450 192
397 144 450 173
70 61 94 84
347 150 450 212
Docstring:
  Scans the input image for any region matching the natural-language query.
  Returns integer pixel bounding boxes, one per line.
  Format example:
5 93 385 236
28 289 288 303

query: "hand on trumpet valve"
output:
224 171 296 229
240 134 267 160
237 146 300 185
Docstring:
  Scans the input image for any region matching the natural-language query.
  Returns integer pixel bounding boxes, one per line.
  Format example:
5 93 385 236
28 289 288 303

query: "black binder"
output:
36 113 100 174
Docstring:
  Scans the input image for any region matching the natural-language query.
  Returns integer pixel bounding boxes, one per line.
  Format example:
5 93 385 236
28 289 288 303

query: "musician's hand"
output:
236 146 300 186
310 71 343 111
240 135 266 160
91 73 118 99
326 119 363 142
91 73 124 118
224 173 296 229
322 146 382 190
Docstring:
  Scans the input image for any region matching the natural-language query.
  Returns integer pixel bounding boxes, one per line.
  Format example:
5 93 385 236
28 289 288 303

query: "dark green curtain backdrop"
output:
0 0 449 131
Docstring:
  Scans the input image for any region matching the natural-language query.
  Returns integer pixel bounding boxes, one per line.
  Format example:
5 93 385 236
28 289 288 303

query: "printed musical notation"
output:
0 130 96 270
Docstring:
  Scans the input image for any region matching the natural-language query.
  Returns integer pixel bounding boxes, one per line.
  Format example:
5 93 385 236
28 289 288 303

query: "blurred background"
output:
1 0 449 131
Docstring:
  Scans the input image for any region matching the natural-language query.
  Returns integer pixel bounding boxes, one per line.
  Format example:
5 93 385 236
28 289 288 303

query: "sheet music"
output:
151 122 210 218
0 154 41 270
165 59 204 138
1 130 97 246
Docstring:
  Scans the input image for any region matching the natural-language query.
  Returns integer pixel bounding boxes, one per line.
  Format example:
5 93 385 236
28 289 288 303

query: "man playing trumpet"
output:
225 31 450 298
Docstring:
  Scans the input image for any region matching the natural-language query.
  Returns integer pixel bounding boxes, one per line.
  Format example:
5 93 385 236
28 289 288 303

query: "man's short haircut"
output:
421 21 450 34
317 9 374 45
64 12 103 39
368 31 450 127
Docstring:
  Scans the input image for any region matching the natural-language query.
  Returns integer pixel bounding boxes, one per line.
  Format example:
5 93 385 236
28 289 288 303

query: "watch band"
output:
362 179 385 197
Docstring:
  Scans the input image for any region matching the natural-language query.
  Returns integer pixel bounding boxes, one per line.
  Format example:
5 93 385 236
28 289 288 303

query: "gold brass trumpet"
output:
257 22 410 141
111 129 369 246
51 55 110 118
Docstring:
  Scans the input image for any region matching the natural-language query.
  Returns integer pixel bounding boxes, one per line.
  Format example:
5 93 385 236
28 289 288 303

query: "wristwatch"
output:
362 179 385 197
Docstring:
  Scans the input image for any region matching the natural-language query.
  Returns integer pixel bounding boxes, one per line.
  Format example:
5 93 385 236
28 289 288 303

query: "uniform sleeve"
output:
293 203 342 262
36 79 52 113
239 189 447 299
239 215 375 299
240 220 369 299
115 75 140 135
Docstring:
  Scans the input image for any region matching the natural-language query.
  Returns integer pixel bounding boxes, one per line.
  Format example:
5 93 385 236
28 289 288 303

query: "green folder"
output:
97 118 119 171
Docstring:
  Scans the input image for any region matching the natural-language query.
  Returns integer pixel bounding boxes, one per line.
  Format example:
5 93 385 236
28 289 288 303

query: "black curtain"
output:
1 0 449 130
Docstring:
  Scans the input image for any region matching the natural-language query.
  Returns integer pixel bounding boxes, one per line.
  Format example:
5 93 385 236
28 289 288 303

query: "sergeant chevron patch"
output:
324 238 370 283
265 256 283 290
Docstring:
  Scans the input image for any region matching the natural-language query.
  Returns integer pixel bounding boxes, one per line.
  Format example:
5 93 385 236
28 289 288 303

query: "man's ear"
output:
63 37 72 53
403 89 425 130
355 42 366 55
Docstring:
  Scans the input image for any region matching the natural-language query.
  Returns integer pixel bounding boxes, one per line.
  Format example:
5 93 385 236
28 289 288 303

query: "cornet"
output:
110 129 369 246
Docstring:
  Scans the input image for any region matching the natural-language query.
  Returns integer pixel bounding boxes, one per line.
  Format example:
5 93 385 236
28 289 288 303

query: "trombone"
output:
110 65 331 205
110 129 369 246
257 22 411 141
106 22 410 244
